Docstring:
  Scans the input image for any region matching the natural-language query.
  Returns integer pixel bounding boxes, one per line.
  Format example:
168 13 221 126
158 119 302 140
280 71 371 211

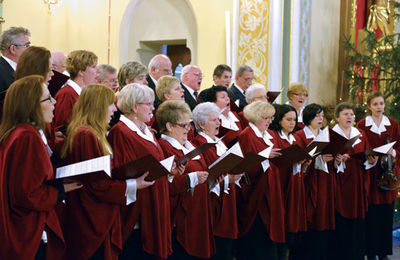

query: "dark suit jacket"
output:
227 83 247 112
181 83 198 111
0 56 15 92
146 74 162 110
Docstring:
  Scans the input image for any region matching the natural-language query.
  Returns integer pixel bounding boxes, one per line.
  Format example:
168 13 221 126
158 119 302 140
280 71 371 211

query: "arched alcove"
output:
119 0 198 68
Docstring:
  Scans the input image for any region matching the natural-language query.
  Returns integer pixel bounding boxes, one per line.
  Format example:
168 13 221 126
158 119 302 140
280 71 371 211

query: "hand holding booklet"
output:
207 143 244 183
351 141 397 160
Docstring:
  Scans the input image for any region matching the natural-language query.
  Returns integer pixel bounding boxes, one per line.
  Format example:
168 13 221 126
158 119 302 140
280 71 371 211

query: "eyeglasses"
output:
189 72 203 78
175 122 191 130
263 116 274 121
40 95 53 103
12 42 31 48
157 68 172 75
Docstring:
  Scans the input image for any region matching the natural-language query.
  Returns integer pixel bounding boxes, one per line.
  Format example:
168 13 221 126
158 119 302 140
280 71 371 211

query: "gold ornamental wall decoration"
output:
237 0 270 86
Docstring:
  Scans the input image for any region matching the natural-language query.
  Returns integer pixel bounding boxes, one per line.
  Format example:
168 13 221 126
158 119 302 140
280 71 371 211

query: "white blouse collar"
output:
161 134 199 160
199 132 227 156
249 122 274 146
66 79 82 96
219 111 240 131
332 124 362 146
120 115 157 145
303 126 316 139
365 115 391 135
38 129 53 157
278 130 296 145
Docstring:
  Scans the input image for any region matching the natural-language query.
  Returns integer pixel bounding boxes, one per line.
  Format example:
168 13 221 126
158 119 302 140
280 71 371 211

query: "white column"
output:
268 0 283 95
232 0 239 78
290 0 301 83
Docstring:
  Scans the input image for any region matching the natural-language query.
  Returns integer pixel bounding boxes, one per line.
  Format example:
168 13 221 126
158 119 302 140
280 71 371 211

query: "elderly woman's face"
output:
255 113 274 133
165 82 184 101
289 91 307 109
168 113 191 145
136 98 154 123
215 91 230 112
336 109 354 130
202 112 220 138
252 89 268 103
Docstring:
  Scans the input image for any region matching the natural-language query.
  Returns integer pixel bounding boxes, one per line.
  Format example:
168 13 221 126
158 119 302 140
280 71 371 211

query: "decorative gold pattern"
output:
237 0 270 86
351 0 357 33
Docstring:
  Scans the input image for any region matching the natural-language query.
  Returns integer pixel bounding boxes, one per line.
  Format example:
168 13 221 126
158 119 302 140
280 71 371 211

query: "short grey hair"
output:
118 61 147 90
0 27 31 53
97 64 117 81
181 64 198 78
117 83 155 114
148 54 170 71
192 102 220 132
236 65 253 77
246 83 266 103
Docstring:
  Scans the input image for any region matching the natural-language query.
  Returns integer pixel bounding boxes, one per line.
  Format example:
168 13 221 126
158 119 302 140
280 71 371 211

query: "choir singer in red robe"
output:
0 75 81 260
108 83 180 259
294 103 335 260
156 100 215 259
191 102 242 260
328 102 378 260
61 84 148 260
235 101 284 260
269 104 308 259
356 92 399 260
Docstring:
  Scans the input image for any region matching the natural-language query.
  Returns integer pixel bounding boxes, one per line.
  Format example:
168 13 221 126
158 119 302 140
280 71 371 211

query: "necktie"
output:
193 91 201 103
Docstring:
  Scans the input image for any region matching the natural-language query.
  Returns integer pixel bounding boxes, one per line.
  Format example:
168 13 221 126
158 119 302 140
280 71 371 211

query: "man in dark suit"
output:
0 26 31 92
227 65 254 111
146 54 172 109
181 65 202 111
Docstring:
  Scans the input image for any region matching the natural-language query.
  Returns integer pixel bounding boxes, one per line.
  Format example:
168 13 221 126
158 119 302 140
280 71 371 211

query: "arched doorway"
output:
119 0 198 72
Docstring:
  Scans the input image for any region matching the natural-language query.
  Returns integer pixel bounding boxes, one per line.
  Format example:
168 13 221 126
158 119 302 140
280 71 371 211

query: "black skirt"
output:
328 211 366 260
365 203 394 256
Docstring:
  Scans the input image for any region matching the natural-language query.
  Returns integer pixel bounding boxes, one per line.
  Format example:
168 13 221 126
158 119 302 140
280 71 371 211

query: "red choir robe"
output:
107 120 172 259
217 111 243 147
237 111 249 130
63 126 127 260
0 124 65 259
294 128 336 231
237 125 285 243
53 84 79 131
158 137 215 258
330 125 371 219
357 116 400 205
271 130 307 233
191 133 239 239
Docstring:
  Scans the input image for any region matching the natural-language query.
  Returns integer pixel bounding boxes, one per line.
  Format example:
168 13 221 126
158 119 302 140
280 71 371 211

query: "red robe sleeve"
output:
0 124 64 260
64 126 126 260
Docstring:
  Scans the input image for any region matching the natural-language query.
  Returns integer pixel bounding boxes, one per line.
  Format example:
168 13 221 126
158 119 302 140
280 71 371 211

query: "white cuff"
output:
235 176 242 188
188 172 199 189
364 159 378 170
334 161 346 173
293 163 301 175
261 159 270 172
41 230 48 243
210 183 221 196
223 175 230 194
125 179 137 205
315 155 329 173
392 149 397 157
168 174 175 183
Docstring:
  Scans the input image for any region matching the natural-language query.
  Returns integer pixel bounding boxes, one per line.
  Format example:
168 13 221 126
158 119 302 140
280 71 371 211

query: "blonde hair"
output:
156 100 191 134
61 84 115 157
243 101 275 123
287 82 308 100
156 75 180 102
117 83 154 115
66 50 98 79
0 75 45 144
